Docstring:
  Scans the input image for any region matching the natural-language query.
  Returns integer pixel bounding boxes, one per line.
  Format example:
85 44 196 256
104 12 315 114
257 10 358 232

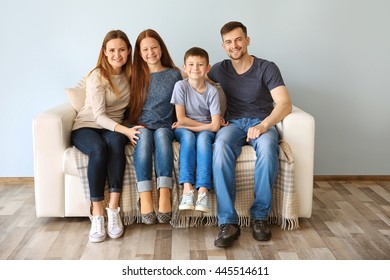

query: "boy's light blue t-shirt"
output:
170 78 221 123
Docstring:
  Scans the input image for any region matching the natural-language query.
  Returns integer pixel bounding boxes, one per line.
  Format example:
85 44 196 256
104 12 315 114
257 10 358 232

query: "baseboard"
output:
314 175 390 181
0 176 388 185
0 177 34 184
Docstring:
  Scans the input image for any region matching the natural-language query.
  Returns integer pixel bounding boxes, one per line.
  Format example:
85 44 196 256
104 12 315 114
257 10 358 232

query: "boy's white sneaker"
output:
179 190 195 210
195 192 210 212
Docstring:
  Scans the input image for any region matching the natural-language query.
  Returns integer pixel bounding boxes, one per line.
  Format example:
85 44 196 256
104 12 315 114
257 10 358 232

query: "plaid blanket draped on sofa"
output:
75 140 298 230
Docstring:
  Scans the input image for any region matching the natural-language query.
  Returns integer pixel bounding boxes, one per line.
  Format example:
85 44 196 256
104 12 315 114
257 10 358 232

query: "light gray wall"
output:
0 0 389 176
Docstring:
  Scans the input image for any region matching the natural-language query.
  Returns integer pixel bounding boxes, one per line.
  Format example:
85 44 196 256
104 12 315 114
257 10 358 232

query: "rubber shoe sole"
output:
179 204 195 210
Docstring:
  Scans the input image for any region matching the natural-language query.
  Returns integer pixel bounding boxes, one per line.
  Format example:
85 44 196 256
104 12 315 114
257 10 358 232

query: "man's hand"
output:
246 122 269 142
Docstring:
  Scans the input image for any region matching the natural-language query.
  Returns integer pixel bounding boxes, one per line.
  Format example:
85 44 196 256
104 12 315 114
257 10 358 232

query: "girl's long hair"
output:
128 29 176 124
90 30 132 97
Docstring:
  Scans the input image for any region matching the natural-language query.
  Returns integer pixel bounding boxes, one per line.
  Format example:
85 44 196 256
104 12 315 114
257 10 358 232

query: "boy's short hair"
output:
220 21 247 38
184 47 209 64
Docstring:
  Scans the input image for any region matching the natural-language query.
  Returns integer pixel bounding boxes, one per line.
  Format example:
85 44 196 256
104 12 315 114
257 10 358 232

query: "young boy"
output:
171 47 222 212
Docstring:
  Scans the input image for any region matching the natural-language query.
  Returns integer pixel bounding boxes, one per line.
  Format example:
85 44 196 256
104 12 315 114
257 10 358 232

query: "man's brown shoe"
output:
214 224 241 247
252 220 271 241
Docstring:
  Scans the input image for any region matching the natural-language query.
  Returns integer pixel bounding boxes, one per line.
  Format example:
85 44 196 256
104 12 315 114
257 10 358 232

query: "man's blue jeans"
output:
212 118 280 225
71 127 128 202
133 127 174 192
174 128 215 190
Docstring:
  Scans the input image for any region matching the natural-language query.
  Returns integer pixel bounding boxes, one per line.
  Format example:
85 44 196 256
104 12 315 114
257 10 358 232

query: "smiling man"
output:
208 21 292 248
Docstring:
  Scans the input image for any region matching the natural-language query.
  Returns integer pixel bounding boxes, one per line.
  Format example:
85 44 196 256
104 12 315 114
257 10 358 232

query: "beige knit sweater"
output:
72 69 130 131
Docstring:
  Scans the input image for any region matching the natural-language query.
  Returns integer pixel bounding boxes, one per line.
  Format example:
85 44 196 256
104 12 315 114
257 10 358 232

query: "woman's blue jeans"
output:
174 128 215 190
212 118 280 225
133 127 174 192
71 127 128 202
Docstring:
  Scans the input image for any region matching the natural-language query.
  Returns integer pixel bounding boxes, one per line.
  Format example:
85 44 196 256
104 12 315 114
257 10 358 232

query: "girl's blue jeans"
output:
133 127 174 192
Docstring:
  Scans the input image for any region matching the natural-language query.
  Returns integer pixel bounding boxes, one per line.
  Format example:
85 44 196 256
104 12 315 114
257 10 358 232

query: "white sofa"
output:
33 96 315 224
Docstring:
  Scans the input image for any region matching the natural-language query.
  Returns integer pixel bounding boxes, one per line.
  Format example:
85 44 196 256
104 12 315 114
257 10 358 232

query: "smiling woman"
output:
70 30 141 244
104 38 131 75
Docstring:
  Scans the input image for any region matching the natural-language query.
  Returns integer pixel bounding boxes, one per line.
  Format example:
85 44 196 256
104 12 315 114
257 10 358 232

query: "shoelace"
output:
253 220 268 230
91 216 104 233
108 210 120 228
197 193 208 205
218 224 228 237
181 190 194 203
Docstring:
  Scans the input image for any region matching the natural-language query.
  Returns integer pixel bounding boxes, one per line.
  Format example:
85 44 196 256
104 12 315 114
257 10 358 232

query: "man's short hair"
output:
220 21 247 39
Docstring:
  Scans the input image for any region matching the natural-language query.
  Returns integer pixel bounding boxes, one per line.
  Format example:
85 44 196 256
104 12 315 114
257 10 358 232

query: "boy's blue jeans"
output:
174 128 215 190
133 127 174 192
212 118 280 225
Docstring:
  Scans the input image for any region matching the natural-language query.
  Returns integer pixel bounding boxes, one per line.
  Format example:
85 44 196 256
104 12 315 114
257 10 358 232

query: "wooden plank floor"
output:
0 179 389 260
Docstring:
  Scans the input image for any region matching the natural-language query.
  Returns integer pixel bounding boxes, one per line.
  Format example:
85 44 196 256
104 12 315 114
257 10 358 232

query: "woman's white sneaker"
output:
89 215 106 243
106 207 124 239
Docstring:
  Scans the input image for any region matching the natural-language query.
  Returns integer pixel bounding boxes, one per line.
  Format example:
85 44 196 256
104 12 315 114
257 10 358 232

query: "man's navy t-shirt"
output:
208 56 285 121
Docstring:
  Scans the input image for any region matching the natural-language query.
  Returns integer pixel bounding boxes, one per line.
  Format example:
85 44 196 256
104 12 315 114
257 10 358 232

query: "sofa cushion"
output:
212 83 226 116
65 77 86 112
65 87 85 112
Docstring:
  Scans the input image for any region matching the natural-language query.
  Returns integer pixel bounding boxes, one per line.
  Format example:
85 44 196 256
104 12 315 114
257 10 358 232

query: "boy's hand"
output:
172 122 179 129
220 117 229 127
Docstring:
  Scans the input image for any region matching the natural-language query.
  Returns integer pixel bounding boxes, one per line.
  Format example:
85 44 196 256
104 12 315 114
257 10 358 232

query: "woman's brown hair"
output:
91 30 132 97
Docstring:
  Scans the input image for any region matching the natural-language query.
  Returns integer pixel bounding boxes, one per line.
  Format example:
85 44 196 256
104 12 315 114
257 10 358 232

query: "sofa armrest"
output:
33 103 76 217
276 105 315 218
